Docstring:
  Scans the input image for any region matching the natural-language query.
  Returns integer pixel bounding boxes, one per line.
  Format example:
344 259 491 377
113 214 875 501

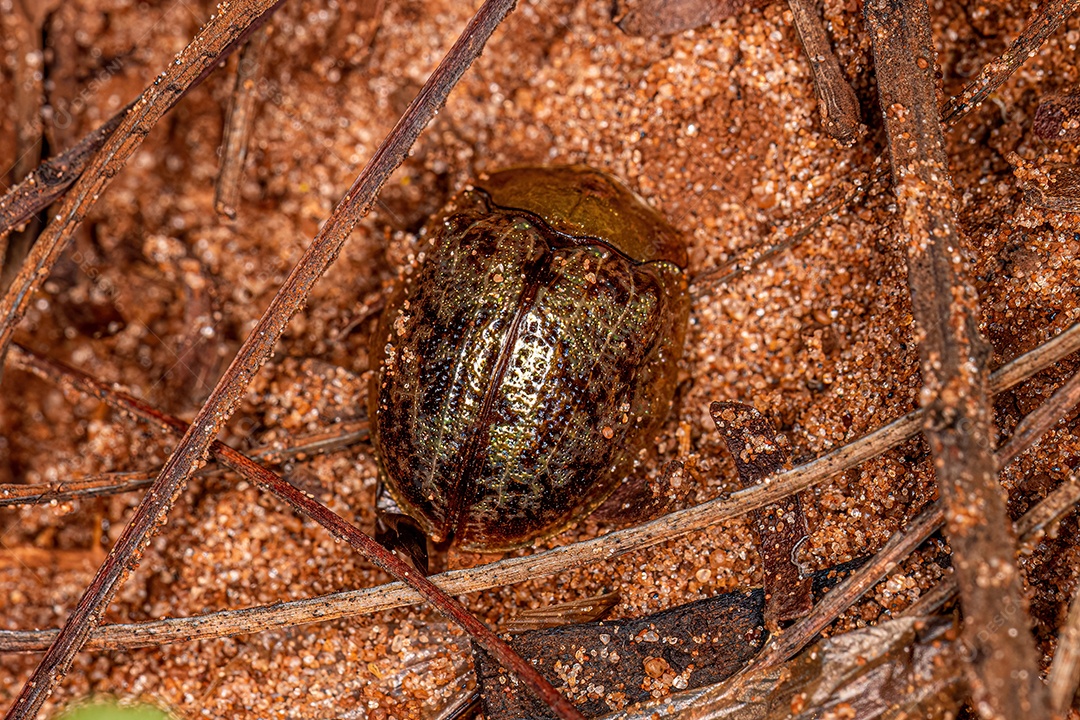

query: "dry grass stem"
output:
998 369 1080 466
901 474 1080 621
784 0 861 144
0 470 155 509
1049 579 1080 715
2 1 538 718
2 320 1076 654
604 472 1080 720
0 100 133 239
865 0 1046 714
938 0 1080 125
0 420 368 508
214 25 272 220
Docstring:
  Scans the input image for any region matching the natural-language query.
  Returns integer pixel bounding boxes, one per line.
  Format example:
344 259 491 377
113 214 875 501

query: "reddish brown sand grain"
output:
0 0 1078 717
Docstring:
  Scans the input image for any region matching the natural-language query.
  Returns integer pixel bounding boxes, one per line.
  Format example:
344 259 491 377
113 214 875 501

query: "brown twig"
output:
0 470 155 508
0 0 284 376
3 321 1077 654
0 419 369 507
1015 475 1080 540
0 100 135 239
939 0 1080 126
998 368 1080 466
993 331 1080 393
1 1 534 718
691 0 1080 294
1049 579 1080 715
865 0 1046 715
784 0 861 145
0 0 58 292
902 472 1080 616
729 500 945 671
9 340 582 720
214 24 271 219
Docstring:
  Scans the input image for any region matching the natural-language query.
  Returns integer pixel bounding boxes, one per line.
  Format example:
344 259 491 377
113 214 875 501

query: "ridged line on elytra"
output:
444 234 552 538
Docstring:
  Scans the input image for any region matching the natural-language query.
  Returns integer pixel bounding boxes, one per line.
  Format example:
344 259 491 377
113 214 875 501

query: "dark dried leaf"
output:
710 401 812 625
475 590 767 718
1034 88 1080 142
656 617 963 720
473 563 920 720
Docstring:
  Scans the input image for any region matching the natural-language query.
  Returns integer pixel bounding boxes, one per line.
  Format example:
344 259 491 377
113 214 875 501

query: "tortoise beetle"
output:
369 165 689 560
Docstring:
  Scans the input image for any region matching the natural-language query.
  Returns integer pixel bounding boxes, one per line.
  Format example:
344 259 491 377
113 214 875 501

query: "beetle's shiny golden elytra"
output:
369 166 690 551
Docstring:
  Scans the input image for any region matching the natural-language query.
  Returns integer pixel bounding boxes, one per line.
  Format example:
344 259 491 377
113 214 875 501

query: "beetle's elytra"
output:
369 166 690 551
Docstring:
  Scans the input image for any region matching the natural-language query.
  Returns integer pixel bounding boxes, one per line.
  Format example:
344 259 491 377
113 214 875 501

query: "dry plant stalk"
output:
0 1 594 719
2 320 1077 655
692 0 1080 294
724 371 1080 698
998 369 1080 466
8 342 582 720
865 0 1046 716
784 0 861 144
0 470 155 508
214 25 272 220
0 100 134 238
0 420 367 507
1049 583 1080 715
939 0 1080 125
903 475 1080 618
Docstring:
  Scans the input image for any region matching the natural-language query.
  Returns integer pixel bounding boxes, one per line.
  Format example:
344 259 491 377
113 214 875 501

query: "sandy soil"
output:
1 0 1079 717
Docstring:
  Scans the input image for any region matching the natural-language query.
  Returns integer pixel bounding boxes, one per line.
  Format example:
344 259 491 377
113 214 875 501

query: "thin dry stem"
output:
865 0 1045 714
0 470 155 508
691 0 1080 294
2 320 1077 653
2 2 541 718
0 420 368 508
659 502 949 720
902 473 1080 616
0 101 134 239
732 415 1080 703
939 0 1080 126
1049 580 1080 715
214 25 271 219
998 368 1080 466
785 0 861 144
